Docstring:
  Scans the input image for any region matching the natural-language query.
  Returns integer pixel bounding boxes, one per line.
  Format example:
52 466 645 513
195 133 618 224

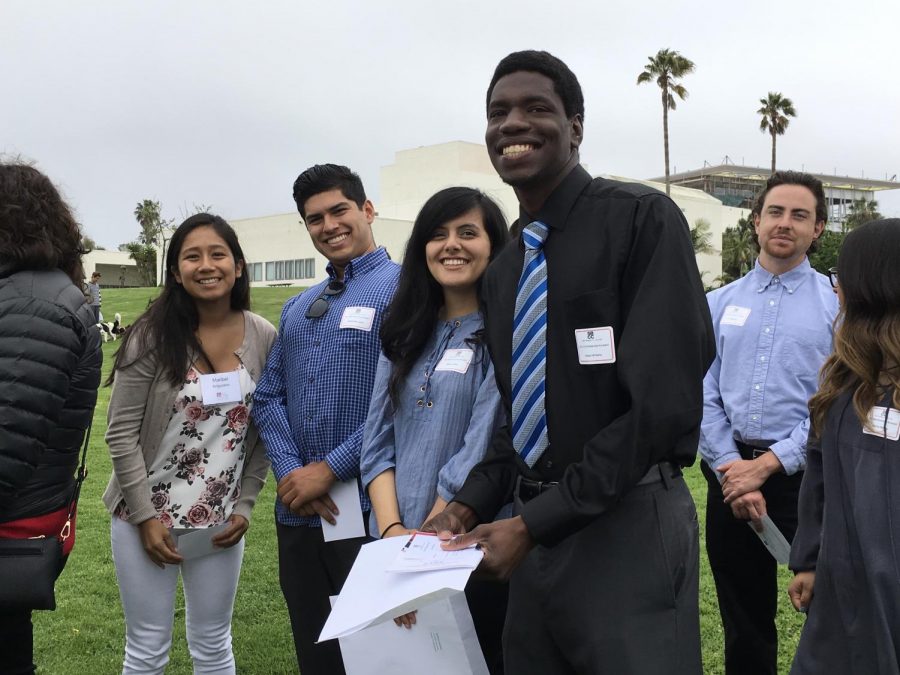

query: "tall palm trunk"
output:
770 125 777 174
662 86 671 196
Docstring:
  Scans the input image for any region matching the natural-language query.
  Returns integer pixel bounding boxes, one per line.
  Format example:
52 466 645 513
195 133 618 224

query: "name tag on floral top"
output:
721 305 752 327
863 406 900 441
434 348 474 374
199 370 242 404
574 326 616 365
340 306 376 331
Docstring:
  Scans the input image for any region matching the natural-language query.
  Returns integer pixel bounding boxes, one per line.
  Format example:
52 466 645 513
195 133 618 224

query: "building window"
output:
304 259 315 278
249 262 262 282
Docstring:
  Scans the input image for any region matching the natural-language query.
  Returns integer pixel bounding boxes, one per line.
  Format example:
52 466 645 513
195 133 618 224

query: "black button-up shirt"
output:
454 165 715 545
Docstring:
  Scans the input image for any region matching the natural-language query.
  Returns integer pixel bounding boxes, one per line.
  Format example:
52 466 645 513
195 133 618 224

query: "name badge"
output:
721 305 752 327
339 306 376 332
574 326 615 365
199 370 242 404
863 406 900 441
434 348 474 374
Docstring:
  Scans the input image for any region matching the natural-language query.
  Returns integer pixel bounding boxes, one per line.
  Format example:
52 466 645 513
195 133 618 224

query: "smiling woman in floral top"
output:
103 214 275 675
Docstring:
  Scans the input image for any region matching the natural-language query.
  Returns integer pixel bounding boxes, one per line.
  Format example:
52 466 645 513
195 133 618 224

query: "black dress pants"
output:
503 471 702 674
276 520 372 675
702 460 802 675
0 609 35 675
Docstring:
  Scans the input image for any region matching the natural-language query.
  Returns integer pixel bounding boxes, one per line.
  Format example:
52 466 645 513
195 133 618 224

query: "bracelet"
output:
380 521 404 539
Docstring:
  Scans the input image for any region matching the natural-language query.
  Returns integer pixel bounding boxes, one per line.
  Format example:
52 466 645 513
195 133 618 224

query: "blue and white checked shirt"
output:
252 247 400 526
699 258 838 475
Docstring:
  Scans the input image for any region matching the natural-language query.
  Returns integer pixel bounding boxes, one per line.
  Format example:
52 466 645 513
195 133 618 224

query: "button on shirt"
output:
699 258 838 475
360 311 504 534
252 247 400 526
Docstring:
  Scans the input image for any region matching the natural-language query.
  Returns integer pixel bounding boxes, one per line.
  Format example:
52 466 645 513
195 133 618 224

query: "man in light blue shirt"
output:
699 171 838 675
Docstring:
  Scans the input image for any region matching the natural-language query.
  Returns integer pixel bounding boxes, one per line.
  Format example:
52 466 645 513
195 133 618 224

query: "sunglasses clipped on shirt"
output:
305 280 346 319
828 267 838 289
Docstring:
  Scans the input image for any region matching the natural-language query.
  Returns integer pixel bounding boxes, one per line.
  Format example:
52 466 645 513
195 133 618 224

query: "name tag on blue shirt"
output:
434 348 474 374
199 370 242 404
721 305 752 326
340 306 376 331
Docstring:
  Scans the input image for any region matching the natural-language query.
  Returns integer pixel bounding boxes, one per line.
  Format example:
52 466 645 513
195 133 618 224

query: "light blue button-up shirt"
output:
699 258 838 475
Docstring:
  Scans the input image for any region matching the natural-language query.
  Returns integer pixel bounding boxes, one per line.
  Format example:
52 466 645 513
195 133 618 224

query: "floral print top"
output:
116 364 256 528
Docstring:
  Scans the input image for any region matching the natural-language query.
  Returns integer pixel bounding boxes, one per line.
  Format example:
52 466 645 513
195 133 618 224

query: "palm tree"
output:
843 198 882 232
690 218 717 256
637 48 695 196
757 92 797 174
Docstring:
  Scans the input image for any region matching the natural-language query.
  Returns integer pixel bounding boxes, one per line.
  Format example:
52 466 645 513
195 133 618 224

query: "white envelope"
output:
171 523 229 560
749 514 791 564
332 593 489 675
319 537 477 642
321 479 366 543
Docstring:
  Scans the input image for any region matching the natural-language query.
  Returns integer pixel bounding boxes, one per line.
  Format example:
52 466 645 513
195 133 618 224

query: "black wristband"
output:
379 521 404 538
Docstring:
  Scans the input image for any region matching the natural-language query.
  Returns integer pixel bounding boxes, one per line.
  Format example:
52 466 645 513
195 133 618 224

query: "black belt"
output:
514 461 683 505
735 440 773 460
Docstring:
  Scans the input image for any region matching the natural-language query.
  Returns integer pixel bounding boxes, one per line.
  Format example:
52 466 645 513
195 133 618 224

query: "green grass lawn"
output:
34 287 804 674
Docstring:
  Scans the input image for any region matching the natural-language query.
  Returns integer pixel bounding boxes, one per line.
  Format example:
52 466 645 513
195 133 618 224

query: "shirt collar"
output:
325 246 390 282
518 164 593 233
751 257 813 293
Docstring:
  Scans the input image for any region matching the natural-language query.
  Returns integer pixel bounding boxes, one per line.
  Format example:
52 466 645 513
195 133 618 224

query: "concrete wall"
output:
83 249 142 287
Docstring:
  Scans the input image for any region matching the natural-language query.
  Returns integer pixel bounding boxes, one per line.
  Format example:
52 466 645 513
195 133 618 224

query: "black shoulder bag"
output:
0 423 91 611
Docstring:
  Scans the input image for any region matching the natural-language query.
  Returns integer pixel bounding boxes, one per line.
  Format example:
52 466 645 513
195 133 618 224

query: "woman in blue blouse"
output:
361 187 509 673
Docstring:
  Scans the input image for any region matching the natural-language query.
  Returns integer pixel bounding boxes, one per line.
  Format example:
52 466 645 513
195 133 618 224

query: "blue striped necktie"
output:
512 220 550 468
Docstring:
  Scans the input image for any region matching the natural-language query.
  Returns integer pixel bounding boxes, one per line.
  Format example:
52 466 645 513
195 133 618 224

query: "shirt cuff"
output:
361 460 395 490
709 451 743 483
270 455 303 482
769 439 803 475
325 451 359 482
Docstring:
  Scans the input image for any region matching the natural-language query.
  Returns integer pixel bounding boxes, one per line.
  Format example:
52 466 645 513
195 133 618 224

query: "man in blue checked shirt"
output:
252 164 400 675
699 171 839 675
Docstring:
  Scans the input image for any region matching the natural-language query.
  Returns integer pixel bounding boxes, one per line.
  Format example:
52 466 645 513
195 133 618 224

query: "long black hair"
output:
380 187 509 406
109 213 251 385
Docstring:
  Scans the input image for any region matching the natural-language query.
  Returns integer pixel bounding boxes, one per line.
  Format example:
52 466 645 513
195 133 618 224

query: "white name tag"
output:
721 305 752 327
199 370 242 404
434 348 474 374
339 306 376 332
574 326 615 365
863 406 900 441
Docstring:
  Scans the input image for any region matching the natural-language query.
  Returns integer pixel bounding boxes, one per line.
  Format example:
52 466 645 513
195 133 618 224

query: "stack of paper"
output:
319 534 483 642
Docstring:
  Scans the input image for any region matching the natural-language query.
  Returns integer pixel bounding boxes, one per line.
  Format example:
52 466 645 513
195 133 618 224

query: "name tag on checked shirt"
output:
435 348 474 374
339 306 376 331
574 326 616 365
863 406 900 441
720 305 752 327
199 370 242 404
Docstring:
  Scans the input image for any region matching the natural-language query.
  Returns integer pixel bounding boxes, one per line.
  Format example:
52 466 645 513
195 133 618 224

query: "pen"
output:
402 532 418 551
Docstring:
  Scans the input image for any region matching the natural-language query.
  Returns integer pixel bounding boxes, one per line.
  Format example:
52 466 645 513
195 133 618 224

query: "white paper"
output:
574 326 615 364
387 532 483 573
721 305 752 327
434 348 474 374
331 593 489 675
199 370 243 404
749 514 791 564
172 523 229 560
339 306 376 331
863 406 900 441
321 480 366 542
319 537 477 642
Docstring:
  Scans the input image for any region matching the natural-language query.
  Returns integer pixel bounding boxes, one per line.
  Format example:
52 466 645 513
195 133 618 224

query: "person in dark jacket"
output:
0 161 102 675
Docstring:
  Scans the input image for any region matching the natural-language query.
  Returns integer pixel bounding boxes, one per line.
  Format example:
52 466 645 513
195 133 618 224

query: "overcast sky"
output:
4 0 898 248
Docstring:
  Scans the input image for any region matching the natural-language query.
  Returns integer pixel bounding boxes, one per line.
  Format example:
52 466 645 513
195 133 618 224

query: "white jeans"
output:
111 518 244 675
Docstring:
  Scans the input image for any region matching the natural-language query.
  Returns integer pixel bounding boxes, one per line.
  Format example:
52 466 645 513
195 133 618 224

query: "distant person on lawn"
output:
104 213 275 674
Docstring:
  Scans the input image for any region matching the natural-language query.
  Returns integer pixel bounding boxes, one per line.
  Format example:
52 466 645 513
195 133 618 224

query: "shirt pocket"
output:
562 288 619 367
777 328 832 380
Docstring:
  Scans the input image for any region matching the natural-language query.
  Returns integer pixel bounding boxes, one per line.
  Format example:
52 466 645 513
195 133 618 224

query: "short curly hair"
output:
0 161 85 285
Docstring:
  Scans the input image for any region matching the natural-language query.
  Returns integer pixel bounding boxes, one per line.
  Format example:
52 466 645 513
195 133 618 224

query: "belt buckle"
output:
751 448 770 459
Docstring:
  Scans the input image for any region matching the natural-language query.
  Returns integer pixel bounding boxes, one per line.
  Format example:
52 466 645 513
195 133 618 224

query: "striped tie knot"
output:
523 220 549 251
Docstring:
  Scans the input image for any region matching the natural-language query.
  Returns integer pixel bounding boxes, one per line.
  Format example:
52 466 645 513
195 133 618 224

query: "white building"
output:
83 249 142 287
158 141 746 287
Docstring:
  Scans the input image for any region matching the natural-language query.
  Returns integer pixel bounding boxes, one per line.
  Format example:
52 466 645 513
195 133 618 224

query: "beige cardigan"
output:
103 311 276 525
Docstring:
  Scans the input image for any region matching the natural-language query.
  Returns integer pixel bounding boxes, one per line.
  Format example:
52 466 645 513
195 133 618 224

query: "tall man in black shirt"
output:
430 51 715 673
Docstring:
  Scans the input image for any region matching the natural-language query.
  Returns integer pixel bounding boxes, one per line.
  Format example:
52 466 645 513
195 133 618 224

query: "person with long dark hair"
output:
103 213 275 674
0 161 101 675
361 187 509 672
788 218 900 674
